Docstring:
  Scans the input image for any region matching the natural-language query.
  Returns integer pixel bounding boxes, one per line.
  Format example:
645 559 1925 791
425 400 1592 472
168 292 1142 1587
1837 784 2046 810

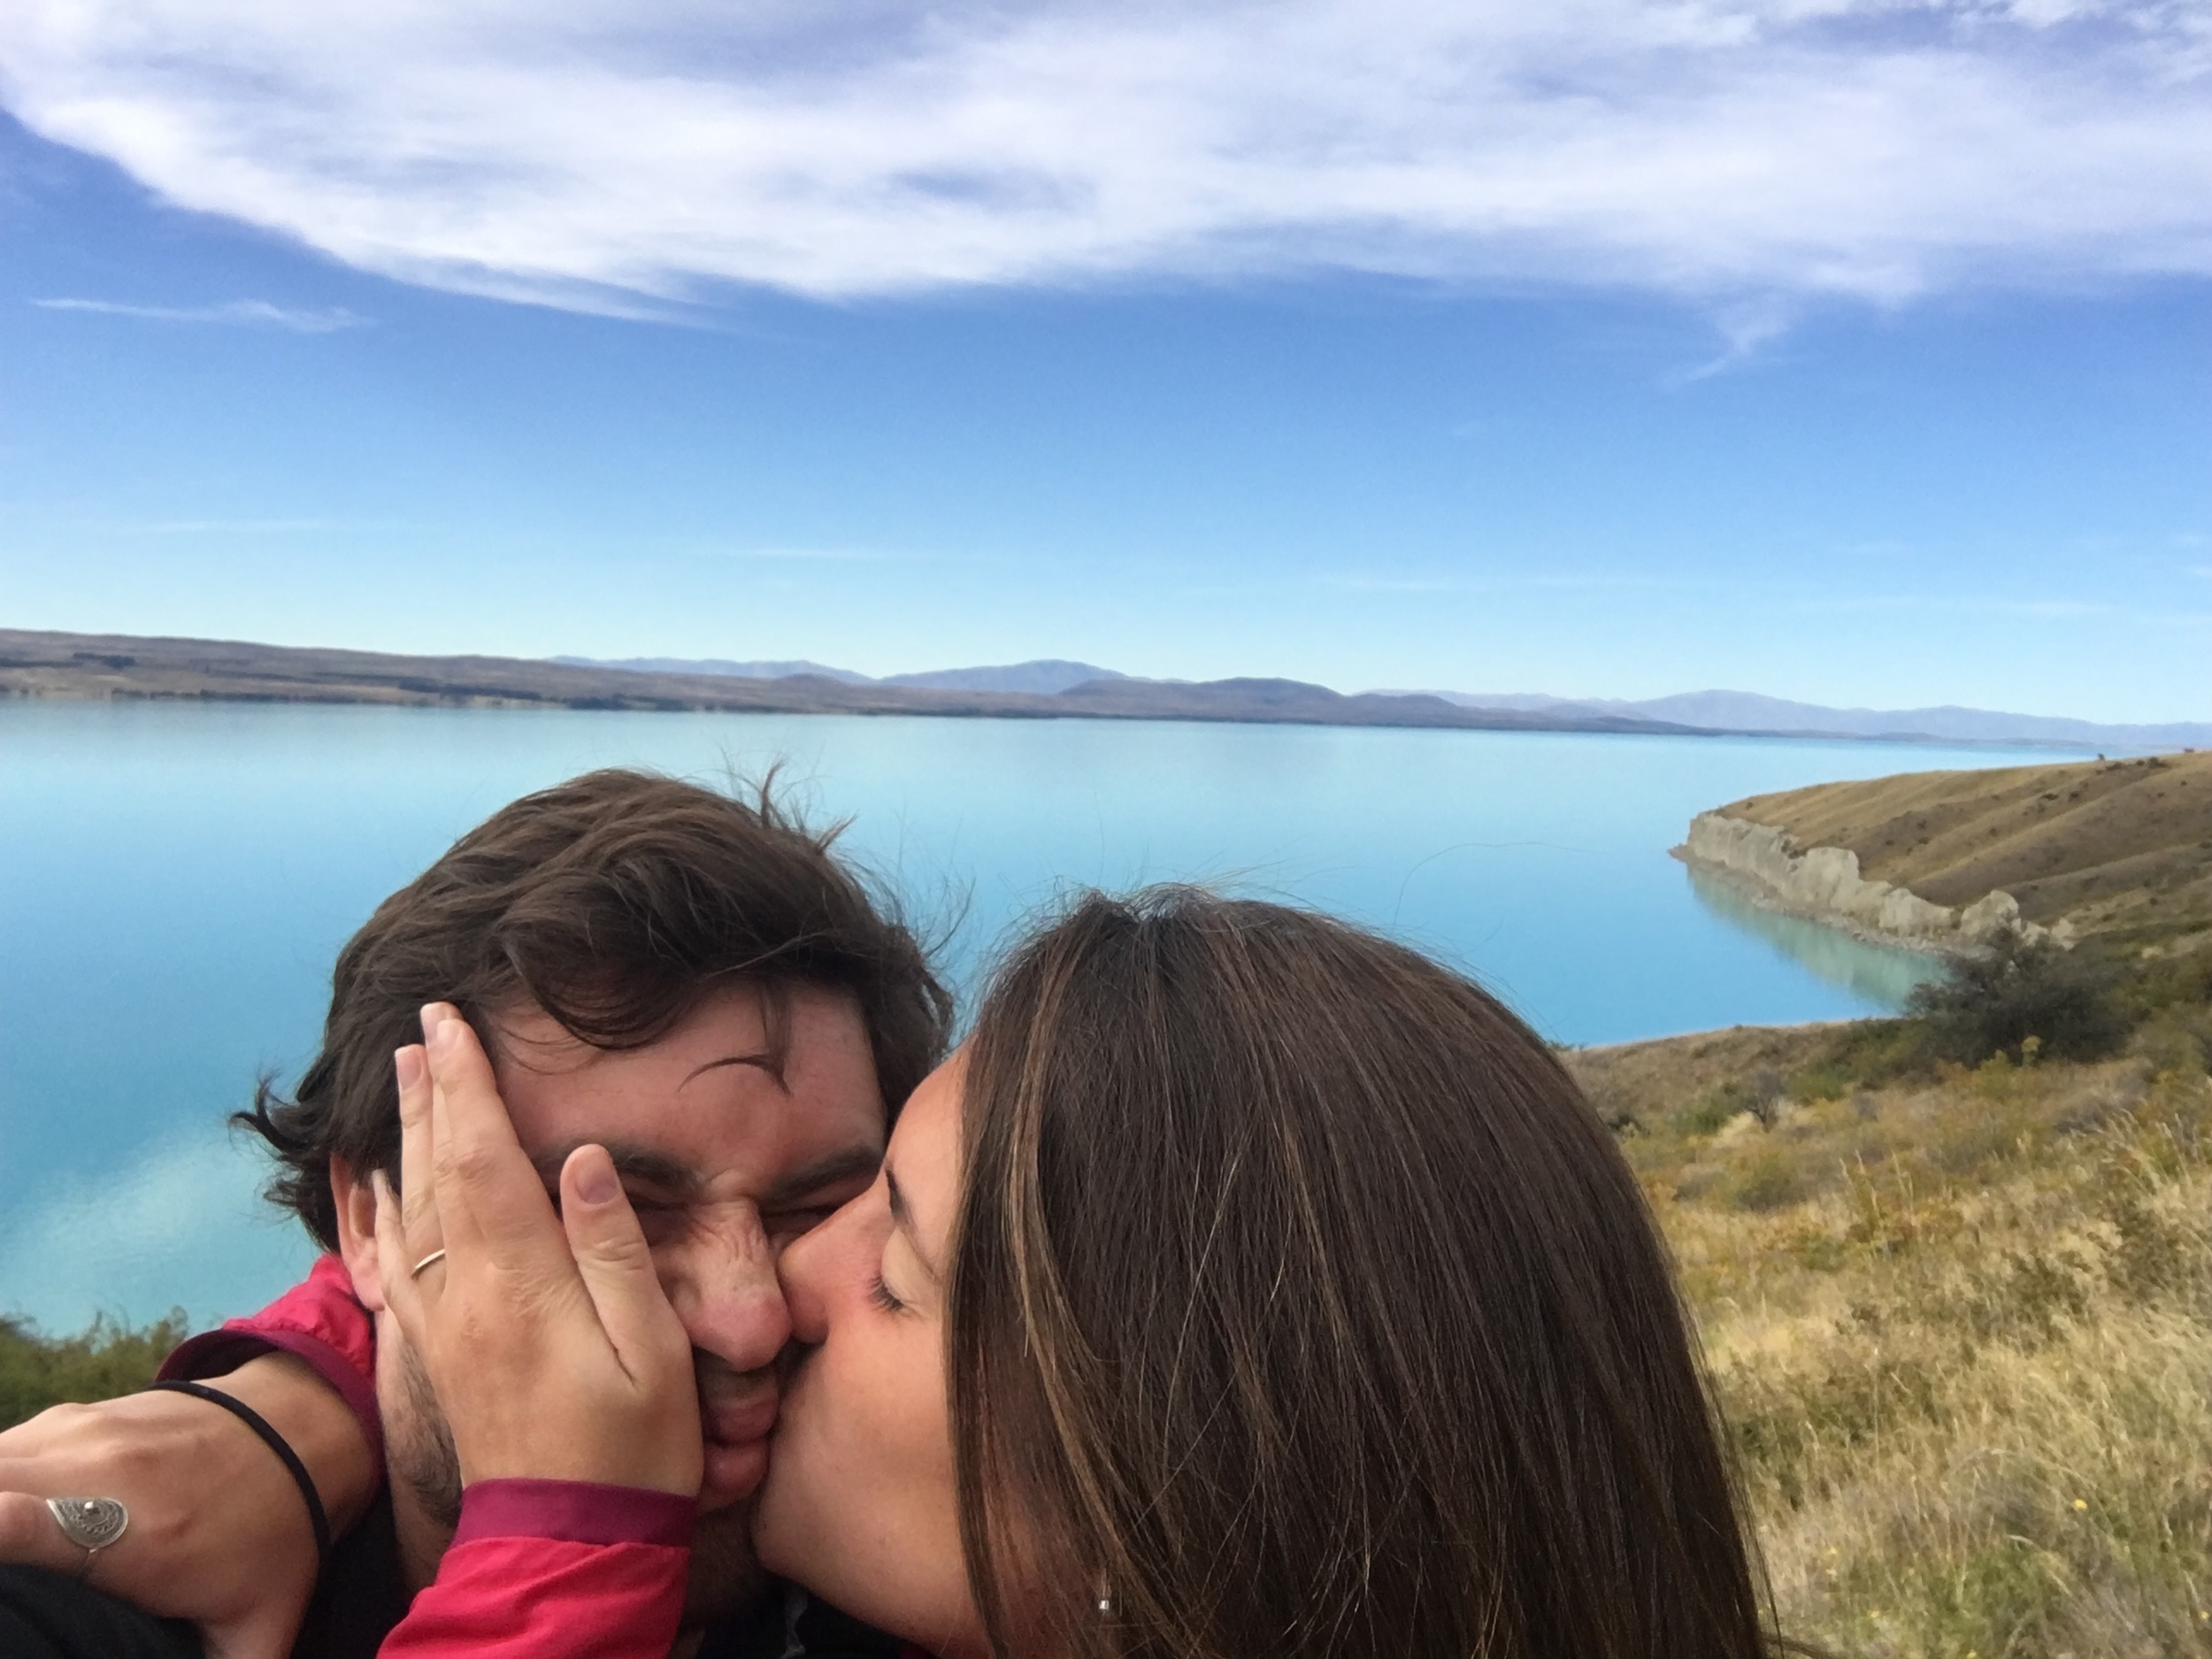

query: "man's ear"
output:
331 1155 388 1312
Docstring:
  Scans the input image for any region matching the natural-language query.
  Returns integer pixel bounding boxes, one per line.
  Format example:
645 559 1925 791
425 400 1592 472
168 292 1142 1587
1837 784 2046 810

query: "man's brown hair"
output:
949 887 1773 1659
239 767 952 1248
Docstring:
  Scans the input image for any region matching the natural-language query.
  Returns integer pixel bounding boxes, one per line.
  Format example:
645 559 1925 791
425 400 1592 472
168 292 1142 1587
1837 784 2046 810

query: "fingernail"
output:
420 1004 449 1046
395 1047 426 1090
575 1148 618 1206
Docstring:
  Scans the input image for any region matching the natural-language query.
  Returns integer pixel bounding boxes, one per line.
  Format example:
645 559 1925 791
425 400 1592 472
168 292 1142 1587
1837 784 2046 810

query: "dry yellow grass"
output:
1574 1015 2212 1657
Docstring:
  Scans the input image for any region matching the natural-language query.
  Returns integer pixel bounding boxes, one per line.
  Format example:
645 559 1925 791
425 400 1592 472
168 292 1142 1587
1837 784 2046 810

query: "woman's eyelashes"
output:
867 1271 910 1316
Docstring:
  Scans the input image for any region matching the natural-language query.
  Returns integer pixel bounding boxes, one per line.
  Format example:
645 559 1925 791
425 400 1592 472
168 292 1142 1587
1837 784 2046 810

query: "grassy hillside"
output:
1571 1002 2212 1657
1717 750 2212 949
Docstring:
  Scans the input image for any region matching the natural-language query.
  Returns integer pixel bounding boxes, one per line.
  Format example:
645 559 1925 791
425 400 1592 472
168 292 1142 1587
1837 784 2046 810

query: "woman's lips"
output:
697 1389 780 1510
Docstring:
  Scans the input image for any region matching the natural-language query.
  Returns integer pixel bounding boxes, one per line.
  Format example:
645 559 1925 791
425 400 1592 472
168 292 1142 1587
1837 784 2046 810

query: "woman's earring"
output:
1094 1580 1115 1617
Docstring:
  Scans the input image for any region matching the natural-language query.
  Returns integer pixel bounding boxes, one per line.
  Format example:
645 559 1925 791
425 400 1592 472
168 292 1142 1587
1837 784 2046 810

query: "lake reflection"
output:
1683 864 1941 1010
0 701 2074 1328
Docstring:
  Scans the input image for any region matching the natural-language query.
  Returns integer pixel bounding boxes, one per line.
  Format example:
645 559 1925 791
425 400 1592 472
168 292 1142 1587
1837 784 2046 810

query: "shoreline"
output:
1567 1014 1873 1059
1672 810 2047 957
1671 842 1963 960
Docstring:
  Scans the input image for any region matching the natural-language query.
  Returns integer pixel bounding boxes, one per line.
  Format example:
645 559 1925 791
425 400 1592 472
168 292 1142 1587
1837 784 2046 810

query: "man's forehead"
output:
487 985 885 1185
487 981 777 1069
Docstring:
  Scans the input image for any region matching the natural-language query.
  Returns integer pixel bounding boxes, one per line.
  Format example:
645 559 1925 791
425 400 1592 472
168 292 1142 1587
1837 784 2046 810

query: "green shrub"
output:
0 1312 187 1430
1674 1088 1743 1137
2112 938 2212 1028
1906 934 2129 1064
1789 1018 1930 1097
1717 1147 1802 1212
2131 1007 2211 1079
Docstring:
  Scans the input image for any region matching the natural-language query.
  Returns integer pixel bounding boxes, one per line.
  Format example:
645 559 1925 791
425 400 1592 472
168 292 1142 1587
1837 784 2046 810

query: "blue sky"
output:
1 1 2207 721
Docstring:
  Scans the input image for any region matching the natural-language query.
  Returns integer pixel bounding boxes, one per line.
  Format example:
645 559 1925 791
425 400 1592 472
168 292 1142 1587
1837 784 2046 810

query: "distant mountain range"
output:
556 656 1128 695
0 633 1688 736
560 656 2209 750
1389 689 2212 751
5 632 2200 750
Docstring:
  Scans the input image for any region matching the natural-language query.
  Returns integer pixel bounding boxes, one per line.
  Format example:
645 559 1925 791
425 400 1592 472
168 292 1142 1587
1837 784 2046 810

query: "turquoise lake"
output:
0 700 2083 1332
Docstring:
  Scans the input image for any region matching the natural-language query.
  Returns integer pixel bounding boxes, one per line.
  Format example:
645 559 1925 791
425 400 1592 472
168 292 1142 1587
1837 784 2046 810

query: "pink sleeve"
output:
379 1480 692 1659
158 1252 385 1468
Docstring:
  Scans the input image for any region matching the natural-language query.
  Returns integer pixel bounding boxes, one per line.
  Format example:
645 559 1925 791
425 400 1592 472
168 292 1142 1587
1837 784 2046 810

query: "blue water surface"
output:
0 701 2077 1329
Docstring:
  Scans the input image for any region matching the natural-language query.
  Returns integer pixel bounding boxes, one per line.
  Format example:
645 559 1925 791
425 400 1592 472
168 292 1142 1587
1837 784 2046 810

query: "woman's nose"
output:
779 1219 833 1347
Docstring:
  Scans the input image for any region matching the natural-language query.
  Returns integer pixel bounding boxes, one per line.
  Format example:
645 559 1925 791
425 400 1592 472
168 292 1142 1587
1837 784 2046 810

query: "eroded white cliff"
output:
1678 812 2055 952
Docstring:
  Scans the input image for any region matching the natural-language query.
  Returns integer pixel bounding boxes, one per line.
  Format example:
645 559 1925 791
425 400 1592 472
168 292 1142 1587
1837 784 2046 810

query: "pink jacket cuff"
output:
453 1479 695 1549
158 1252 384 1470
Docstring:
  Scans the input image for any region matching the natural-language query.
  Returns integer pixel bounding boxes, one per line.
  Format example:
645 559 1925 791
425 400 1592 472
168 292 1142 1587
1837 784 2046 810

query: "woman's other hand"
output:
373 1004 702 1498
0 1353 371 1659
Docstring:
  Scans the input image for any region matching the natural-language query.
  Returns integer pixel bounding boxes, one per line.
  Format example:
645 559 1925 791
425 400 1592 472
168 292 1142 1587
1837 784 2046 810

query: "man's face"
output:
356 981 886 1623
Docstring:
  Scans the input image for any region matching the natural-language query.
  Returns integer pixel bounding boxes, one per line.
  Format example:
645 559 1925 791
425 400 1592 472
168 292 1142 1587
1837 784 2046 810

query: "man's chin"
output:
683 1498 772 1629
701 1437 771 1512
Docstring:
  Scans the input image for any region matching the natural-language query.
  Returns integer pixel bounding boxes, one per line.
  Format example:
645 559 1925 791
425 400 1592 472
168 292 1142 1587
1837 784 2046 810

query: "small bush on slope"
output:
1905 934 2129 1065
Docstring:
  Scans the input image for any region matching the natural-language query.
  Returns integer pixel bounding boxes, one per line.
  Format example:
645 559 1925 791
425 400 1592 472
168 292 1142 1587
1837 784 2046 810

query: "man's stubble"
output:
388 1339 767 1631
388 1339 462 1534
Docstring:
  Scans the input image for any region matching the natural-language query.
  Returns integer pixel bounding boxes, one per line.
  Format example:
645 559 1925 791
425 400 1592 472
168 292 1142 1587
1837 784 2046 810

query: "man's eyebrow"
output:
529 1141 701 1195
682 1049 783 1090
759 1145 884 1210
884 1165 940 1280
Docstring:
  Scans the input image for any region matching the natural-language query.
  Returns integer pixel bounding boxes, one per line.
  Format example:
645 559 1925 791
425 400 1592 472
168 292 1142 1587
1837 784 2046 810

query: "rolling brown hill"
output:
1718 749 2212 949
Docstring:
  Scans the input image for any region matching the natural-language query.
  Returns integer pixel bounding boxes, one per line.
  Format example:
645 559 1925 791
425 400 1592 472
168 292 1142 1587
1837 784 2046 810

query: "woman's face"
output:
755 1051 987 1657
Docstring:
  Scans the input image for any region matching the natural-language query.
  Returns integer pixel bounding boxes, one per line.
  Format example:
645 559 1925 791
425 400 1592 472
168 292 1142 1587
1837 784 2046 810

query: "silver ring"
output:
47 1496 128 1579
411 1248 448 1278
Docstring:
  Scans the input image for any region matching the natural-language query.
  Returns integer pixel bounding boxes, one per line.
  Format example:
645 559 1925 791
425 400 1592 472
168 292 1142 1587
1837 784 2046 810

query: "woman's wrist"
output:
203 1352 380 1535
452 1479 695 1548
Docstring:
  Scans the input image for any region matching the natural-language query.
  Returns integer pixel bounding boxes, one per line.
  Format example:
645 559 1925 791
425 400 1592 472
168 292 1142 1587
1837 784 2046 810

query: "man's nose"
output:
657 1202 792 1376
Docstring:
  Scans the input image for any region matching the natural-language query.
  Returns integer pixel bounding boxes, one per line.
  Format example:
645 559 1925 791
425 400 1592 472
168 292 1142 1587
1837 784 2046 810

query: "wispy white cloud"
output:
1319 566 1717 594
706 545 915 563
122 516 350 533
1317 573 1467 594
3 2 2208 313
33 297 368 331
2001 597 2121 619
1793 589 2212 630
1679 294 1800 378
677 542 999 567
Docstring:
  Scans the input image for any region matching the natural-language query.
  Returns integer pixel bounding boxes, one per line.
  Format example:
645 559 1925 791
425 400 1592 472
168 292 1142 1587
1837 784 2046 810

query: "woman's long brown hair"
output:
948 887 1773 1659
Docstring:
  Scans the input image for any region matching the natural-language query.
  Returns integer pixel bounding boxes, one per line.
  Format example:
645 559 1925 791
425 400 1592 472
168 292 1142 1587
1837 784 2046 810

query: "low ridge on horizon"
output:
1373 687 2212 749
561 654 2210 749
557 655 1129 696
